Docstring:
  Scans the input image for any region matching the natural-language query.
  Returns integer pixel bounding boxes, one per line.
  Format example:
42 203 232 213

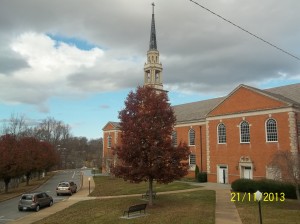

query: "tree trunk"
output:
26 172 31 186
296 183 300 202
148 177 153 206
4 177 11 193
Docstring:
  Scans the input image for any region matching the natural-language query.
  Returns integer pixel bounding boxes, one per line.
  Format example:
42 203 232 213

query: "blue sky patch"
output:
47 33 99 51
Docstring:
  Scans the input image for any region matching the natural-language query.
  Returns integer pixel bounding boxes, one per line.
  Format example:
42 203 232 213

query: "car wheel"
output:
35 205 40 212
49 200 53 207
69 191 73 196
57 193 59 196
18 208 22 212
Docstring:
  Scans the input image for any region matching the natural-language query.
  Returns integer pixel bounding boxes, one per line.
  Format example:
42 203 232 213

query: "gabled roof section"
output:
264 83 300 105
173 97 225 124
102 121 120 131
207 83 300 117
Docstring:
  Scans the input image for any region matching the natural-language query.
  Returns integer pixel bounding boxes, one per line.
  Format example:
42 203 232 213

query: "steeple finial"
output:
149 2 157 50
152 2 155 14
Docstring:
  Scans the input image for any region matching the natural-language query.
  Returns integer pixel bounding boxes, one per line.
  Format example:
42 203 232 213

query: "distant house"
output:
102 5 300 183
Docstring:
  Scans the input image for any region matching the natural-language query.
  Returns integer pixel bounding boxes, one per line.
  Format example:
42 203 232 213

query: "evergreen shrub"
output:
195 165 199 180
197 172 207 183
231 178 298 199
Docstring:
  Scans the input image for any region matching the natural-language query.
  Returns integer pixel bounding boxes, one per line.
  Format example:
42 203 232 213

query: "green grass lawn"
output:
235 199 300 224
89 176 202 196
31 176 300 224
34 191 215 224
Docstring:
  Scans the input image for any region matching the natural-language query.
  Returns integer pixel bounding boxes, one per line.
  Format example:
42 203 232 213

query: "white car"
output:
56 181 77 196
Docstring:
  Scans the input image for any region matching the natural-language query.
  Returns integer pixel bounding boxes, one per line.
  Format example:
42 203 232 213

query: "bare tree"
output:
1 113 30 138
269 150 300 201
34 117 72 146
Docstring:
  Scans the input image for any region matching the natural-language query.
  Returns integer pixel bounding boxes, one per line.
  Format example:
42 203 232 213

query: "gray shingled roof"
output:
172 97 225 124
264 83 300 105
102 121 121 131
110 122 121 129
107 83 300 126
173 83 300 123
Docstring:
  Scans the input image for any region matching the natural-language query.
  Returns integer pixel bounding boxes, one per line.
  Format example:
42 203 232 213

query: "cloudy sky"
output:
0 0 299 139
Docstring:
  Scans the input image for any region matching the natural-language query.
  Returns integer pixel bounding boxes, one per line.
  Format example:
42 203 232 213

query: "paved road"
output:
0 169 82 224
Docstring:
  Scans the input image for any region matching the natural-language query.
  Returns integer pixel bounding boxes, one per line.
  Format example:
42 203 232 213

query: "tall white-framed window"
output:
189 128 195 146
107 135 112 148
266 118 278 142
240 121 250 143
217 123 226 144
189 154 196 169
171 130 177 146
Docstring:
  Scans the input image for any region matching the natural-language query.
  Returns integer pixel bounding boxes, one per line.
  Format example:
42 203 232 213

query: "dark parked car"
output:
18 192 53 212
56 181 77 196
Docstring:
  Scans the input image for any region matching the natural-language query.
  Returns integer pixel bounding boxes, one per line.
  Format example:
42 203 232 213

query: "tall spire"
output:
144 2 164 91
149 2 157 50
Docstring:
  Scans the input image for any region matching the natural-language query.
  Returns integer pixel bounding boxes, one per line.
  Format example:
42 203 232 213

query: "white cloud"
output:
0 0 300 110
10 32 103 83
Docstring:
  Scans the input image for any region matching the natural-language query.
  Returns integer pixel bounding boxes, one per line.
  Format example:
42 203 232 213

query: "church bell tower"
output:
144 3 163 91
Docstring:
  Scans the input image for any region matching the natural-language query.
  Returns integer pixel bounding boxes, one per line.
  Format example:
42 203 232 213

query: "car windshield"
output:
58 183 69 187
22 195 33 200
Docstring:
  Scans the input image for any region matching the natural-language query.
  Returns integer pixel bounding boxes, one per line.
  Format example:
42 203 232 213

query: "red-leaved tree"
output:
111 86 190 205
0 134 21 193
38 141 59 174
19 137 40 185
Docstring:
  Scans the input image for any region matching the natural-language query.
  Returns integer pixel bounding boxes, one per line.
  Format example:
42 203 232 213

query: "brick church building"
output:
102 5 300 183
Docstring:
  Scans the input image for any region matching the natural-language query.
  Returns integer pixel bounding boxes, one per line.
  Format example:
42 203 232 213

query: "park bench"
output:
142 190 156 199
123 203 147 217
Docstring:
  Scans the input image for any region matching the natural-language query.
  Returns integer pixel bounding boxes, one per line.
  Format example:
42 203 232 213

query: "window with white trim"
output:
189 154 196 168
217 123 226 144
240 121 250 143
189 128 195 146
266 118 278 142
107 135 112 148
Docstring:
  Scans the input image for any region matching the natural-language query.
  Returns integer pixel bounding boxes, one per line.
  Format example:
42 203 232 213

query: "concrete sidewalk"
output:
200 183 242 224
9 177 242 224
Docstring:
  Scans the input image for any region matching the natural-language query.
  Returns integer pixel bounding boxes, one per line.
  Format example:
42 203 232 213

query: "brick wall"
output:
174 124 207 177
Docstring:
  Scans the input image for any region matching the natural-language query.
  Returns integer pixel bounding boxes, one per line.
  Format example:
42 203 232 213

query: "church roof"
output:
104 83 300 128
173 97 225 124
102 121 121 131
264 83 300 105
173 83 300 123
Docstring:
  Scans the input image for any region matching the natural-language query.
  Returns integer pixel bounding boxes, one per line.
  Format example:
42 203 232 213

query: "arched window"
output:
266 118 278 142
189 128 195 146
240 121 250 143
217 123 226 144
171 131 177 146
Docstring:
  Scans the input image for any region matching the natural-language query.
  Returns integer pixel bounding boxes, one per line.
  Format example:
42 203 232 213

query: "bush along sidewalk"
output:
231 178 299 199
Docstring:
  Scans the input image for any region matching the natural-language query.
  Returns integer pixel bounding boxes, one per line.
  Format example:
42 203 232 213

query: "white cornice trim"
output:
175 121 206 128
206 107 298 121
103 130 121 133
